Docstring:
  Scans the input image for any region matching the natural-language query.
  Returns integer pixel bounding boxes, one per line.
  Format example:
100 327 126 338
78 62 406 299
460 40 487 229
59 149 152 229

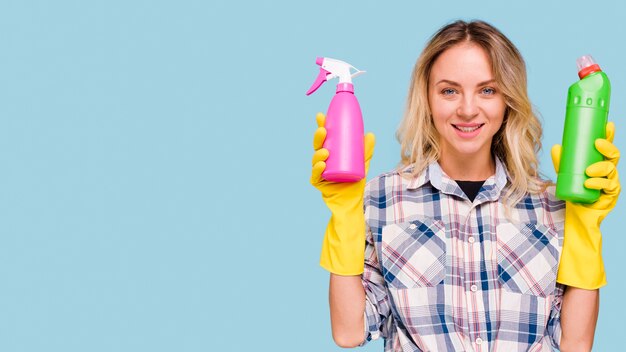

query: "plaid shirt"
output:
361 158 565 352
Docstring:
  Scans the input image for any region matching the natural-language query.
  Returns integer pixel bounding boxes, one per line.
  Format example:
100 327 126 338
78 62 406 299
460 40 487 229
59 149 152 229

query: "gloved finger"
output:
584 177 619 193
310 161 326 185
313 127 327 150
312 148 329 166
316 112 326 128
586 160 616 179
551 144 562 173
606 121 615 143
364 132 376 162
595 138 620 164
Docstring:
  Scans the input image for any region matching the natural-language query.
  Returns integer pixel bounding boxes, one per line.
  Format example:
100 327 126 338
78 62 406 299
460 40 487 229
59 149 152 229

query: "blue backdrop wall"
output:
1 1 625 351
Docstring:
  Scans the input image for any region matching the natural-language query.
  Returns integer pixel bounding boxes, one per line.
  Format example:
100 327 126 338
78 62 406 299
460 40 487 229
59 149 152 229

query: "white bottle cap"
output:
576 55 597 71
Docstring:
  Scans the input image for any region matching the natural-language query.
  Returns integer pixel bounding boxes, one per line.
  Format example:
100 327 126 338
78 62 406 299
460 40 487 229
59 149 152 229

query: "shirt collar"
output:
405 157 510 202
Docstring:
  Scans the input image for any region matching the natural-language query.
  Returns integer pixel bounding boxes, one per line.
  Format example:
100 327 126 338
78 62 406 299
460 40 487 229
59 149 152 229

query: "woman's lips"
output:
452 123 484 137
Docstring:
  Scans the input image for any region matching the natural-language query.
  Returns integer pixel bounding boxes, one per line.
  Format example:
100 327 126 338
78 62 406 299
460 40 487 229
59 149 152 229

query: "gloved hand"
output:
311 112 376 275
551 121 620 289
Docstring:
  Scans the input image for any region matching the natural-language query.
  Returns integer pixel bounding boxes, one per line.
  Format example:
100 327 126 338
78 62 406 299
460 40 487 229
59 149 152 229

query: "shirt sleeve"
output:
359 224 393 346
546 188 565 350
546 282 566 349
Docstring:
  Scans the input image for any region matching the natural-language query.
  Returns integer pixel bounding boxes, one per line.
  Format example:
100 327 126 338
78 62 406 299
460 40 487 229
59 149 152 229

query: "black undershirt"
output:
456 180 486 202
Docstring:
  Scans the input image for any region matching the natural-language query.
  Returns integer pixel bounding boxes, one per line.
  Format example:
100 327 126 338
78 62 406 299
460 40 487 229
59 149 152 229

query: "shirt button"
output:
470 285 478 292
409 224 417 229
476 337 483 345
468 236 475 243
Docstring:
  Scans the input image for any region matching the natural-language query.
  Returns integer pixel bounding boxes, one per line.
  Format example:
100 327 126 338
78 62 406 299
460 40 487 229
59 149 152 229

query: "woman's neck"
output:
438 153 495 181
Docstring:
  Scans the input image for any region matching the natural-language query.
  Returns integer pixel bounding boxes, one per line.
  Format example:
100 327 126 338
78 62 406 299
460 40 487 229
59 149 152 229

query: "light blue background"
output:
1 1 625 351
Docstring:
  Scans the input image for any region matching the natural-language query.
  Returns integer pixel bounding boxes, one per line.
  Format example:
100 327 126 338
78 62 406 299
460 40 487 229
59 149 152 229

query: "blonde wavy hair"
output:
396 20 546 206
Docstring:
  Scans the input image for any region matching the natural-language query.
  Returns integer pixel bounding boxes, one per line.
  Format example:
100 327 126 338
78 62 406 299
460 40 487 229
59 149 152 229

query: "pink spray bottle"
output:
306 57 366 182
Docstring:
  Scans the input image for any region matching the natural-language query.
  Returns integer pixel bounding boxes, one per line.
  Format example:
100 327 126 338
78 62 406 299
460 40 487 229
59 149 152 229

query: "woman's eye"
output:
482 87 496 95
441 88 456 95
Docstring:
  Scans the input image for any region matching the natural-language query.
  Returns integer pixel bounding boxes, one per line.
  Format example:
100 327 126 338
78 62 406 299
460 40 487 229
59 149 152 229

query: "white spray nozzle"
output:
319 57 365 84
306 57 365 96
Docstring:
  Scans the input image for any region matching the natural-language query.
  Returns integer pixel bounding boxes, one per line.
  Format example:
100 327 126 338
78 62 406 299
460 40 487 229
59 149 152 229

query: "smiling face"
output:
428 43 506 167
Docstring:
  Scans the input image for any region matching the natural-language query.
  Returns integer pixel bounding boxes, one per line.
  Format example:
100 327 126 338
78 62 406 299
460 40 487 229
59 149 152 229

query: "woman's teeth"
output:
454 124 484 132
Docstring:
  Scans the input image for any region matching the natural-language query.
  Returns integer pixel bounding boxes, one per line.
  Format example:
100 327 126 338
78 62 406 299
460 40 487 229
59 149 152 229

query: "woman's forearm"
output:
329 273 366 348
559 286 599 352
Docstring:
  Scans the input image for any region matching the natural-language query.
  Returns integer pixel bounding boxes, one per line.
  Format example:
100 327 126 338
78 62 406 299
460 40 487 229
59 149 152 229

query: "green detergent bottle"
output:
556 55 611 203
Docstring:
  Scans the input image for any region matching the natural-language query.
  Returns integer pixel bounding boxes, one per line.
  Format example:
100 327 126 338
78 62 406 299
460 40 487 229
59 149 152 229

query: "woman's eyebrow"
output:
434 79 496 86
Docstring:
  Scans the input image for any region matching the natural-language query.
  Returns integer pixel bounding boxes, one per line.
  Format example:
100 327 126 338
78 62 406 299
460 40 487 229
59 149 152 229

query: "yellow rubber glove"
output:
551 121 621 289
311 112 376 275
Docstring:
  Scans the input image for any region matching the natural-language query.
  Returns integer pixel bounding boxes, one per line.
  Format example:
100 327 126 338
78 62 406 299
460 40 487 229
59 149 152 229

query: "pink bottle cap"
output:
336 83 354 93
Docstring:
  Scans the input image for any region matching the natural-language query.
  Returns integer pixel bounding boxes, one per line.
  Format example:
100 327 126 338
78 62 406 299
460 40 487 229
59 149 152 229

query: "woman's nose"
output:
456 96 479 119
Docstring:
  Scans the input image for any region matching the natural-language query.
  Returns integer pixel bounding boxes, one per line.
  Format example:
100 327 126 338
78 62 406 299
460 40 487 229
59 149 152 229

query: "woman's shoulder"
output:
365 164 423 194
516 177 565 215
364 169 399 199
534 178 561 201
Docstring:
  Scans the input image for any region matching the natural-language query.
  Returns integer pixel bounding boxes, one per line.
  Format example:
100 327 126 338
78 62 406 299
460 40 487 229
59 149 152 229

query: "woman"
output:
311 20 620 351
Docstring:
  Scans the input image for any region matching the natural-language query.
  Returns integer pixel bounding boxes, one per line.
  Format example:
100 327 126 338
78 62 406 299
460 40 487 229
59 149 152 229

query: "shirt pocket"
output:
496 222 560 297
380 218 446 289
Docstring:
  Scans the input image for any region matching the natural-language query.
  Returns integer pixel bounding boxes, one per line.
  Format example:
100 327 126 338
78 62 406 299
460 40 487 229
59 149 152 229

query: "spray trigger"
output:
306 68 331 96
